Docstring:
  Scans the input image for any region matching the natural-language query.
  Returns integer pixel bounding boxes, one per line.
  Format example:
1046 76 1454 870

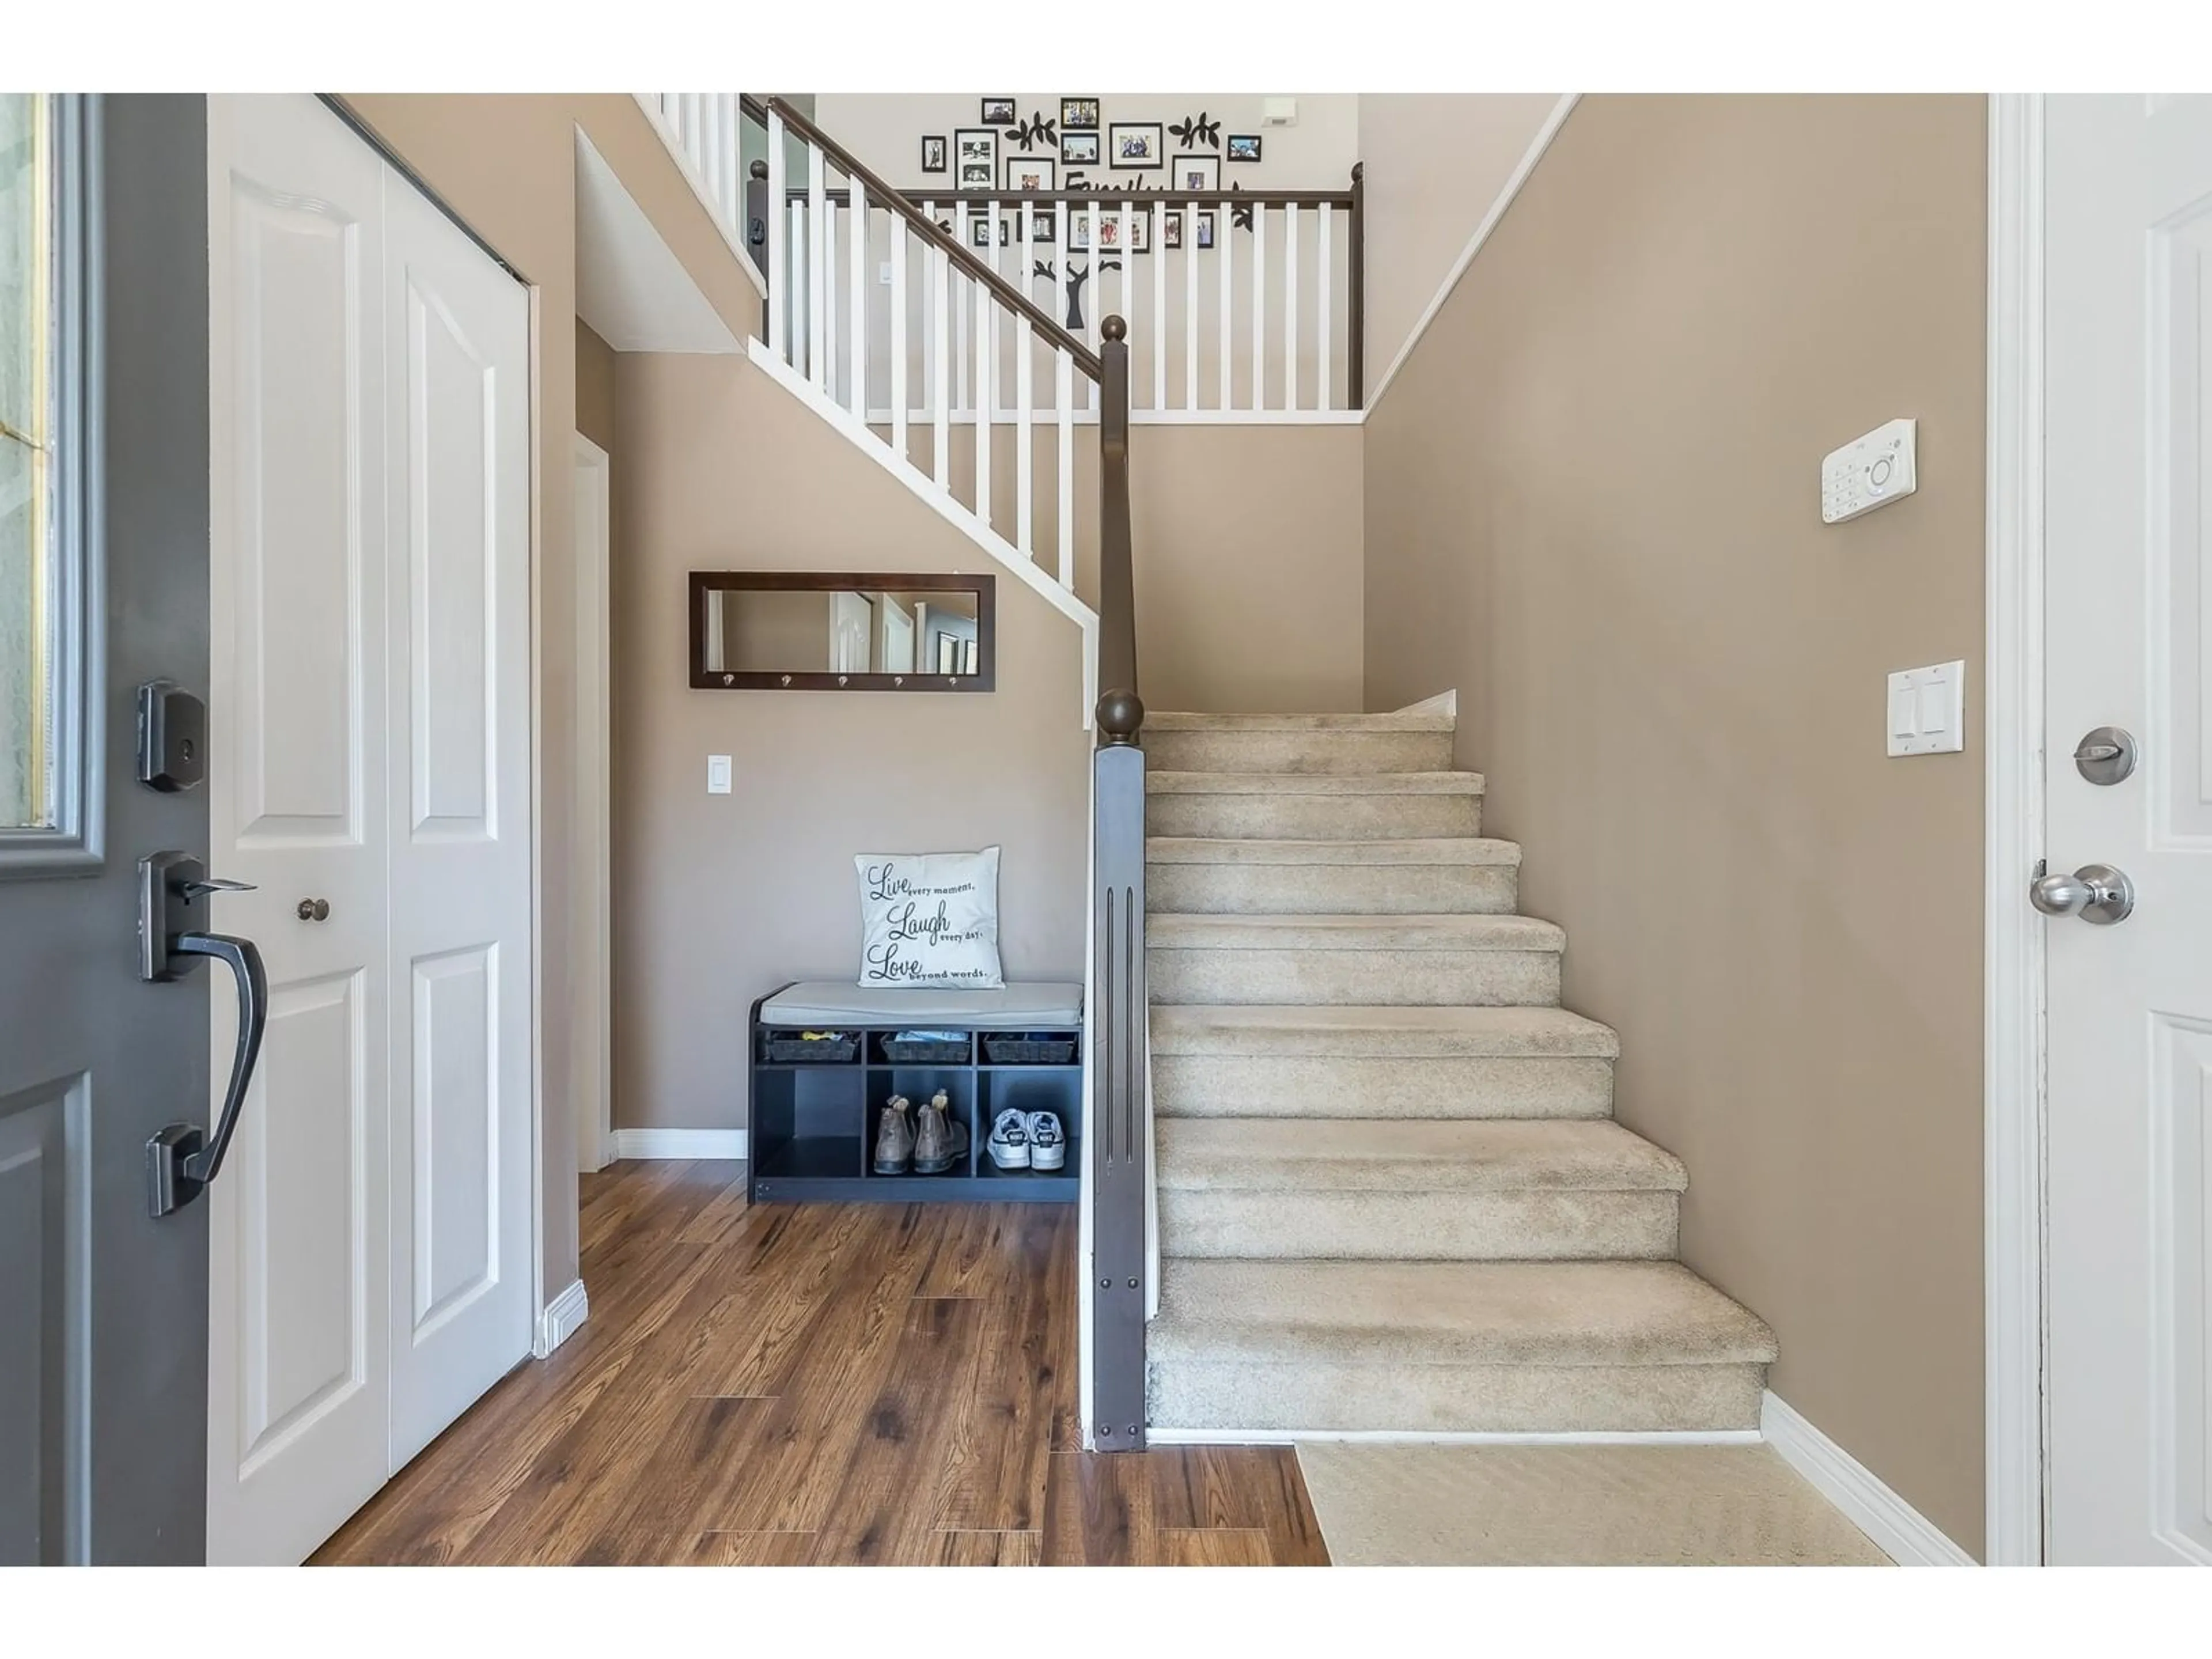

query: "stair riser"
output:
1147 1359 1767 1434
1147 861 1517 916
1158 1189 1679 1262
1149 947 1560 1008
1152 1055 1616 1120
1147 794 1482 842
1142 729 1456 776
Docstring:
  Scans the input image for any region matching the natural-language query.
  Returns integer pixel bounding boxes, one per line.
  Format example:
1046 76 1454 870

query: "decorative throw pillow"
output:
854 847 1005 990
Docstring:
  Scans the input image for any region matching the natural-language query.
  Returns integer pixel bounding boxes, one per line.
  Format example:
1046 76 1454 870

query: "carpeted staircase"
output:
1142 710 1778 1434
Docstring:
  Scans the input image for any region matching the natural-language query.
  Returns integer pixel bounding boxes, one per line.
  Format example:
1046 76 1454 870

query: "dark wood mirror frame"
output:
688 571 997 692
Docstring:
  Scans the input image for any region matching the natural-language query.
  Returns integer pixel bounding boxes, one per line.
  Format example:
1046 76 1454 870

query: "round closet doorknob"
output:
296 897 331 922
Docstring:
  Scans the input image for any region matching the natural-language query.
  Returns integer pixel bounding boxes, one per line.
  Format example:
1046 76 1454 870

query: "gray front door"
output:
1 95 226 1564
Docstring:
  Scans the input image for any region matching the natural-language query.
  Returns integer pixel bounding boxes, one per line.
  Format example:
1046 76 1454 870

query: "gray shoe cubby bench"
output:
747 980 1084 1204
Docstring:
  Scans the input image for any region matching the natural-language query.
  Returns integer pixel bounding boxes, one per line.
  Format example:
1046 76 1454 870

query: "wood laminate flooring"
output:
314 1160 1328 1566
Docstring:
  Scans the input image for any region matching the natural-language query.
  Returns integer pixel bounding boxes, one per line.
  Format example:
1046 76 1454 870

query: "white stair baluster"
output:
1185 194 1200 411
1056 347 1074 590
790 200 808 378
1119 199 1135 368
891 218 908 459
1317 202 1334 412
1018 204 1035 558
974 246 992 529
1152 202 1167 412
808 145 828 394
1087 202 1100 413
767 108 788 365
1219 198 1233 411
1284 202 1300 413
849 172 868 418
932 219 950 488
824 199 840 404
1252 203 1268 412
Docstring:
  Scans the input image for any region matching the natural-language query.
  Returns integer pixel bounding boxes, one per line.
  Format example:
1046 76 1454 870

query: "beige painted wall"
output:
575 319 617 452
879 422 1365 714
1362 94 1988 1554
338 92 760 1293
611 351 1091 1133
1355 94 1563 391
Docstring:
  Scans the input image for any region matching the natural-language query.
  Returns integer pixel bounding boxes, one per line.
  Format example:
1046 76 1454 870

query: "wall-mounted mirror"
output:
689 572 996 691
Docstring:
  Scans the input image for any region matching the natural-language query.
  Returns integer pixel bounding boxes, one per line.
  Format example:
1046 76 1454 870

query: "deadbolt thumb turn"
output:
2028 859 2135 926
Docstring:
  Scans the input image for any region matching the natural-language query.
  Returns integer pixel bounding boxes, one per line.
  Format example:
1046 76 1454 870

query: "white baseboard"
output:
1760 1392 1976 1566
534 1278 589 1359
1150 1425 1762 1448
1393 689 1459 718
609 1127 750 1161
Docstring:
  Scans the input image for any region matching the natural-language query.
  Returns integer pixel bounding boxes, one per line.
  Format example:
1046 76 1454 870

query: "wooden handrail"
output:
1094 315 1138 742
755 94 1103 382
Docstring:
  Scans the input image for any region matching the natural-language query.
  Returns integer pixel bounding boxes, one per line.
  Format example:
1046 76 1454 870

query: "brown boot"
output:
912 1089 968 1175
873 1094 914 1174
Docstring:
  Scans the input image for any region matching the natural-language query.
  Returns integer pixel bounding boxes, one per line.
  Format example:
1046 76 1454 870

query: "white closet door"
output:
380 164 535 1467
206 93 393 1566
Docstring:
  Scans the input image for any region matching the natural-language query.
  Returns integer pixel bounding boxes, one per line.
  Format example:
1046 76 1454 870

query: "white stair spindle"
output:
1219 200 1233 410
790 200 808 378
1252 203 1268 412
1056 349 1074 589
956 207 971 417
1317 202 1334 412
932 226 950 487
808 145 828 394
1119 199 1134 363
824 199 840 404
1018 204 1035 556
891 218 908 458
767 108 788 364
848 172 868 418
1284 201 1300 412
1087 202 1100 412
1152 203 1167 412
974 253 992 529
1054 203 1069 405
1185 196 1200 411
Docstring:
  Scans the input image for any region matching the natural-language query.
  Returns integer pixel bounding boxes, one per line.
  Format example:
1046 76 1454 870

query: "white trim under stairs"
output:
609 1127 751 1161
1760 1392 1976 1566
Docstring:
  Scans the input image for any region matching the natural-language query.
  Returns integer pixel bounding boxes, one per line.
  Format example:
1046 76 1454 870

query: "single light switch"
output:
707 754 733 794
1886 661 1965 757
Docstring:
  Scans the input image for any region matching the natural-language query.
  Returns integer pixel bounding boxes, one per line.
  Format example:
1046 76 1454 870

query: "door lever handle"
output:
138 851 272 1215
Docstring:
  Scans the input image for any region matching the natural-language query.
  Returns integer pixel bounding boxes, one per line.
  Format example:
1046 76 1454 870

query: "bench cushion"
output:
760 980 1084 1031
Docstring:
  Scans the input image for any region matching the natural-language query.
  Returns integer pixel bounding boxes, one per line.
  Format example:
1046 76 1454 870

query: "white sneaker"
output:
1026 1111 1066 1172
987 1107 1031 1169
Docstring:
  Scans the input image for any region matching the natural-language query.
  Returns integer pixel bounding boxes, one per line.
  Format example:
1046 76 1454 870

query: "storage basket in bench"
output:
760 1031 859 1064
983 1033 1078 1065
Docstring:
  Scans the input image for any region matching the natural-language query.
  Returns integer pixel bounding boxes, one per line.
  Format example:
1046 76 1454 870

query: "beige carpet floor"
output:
1294 1442 1892 1566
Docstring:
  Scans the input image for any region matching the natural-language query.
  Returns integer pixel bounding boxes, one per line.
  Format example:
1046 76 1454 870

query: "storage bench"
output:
747 980 1084 1204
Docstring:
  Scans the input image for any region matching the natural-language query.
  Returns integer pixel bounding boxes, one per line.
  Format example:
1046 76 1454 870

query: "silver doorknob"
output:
2029 861 2134 925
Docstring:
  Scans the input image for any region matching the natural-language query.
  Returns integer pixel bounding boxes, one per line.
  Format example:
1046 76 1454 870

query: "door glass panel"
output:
1 94 54 831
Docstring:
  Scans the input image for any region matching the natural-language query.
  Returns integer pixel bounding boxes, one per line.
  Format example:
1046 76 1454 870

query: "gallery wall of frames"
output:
802 93 1362 421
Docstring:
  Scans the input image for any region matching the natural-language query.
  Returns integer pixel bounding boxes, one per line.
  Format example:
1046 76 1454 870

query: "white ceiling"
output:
573 128 740 355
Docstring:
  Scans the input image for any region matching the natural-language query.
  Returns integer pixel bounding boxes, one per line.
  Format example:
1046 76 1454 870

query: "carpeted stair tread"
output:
1156 1119 1685 1194
1149 770 1484 796
1149 1005 1620 1059
1150 1259 1778 1370
1145 836 1520 867
1147 912 1565 953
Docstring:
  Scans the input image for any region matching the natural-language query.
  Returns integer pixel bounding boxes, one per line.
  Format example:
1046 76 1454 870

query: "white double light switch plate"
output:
1888 661 1965 757
1822 417 1918 524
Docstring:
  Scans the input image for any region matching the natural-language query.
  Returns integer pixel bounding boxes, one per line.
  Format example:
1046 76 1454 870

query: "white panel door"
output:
205 94 392 1565
381 168 535 1466
2046 93 2212 1566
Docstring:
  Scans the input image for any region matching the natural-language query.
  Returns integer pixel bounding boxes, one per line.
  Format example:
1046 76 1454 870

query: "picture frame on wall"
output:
1108 122 1164 170
1003 156 1056 191
1070 209 1149 255
921 135 948 173
968 212 1012 249
1060 130 1100 167
1060 96 1100 131
955 127 997 190
1163 209 1215 251
1171 153 1221 192
980 97 1018 126
1226 134 1263 163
